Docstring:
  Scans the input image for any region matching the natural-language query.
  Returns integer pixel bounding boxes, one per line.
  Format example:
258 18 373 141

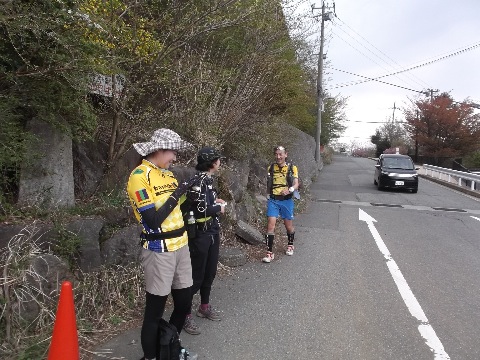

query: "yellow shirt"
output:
269 163 299 196
126 159 187 252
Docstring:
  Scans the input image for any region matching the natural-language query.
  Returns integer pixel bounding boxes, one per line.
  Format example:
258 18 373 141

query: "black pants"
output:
141 288 190 359
189 231 220 306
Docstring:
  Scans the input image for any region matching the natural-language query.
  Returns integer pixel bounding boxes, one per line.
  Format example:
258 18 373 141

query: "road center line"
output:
359 209 450 359
471 216 480 222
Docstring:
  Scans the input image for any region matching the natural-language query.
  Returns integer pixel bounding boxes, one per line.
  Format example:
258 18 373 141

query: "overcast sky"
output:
292 0 480 148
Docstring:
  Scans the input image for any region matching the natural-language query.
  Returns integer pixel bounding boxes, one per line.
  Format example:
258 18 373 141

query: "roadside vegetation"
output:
0 1 346 358
0 225 145 359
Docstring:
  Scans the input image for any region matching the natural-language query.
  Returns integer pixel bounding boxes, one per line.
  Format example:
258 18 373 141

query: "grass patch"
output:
0 224 145 359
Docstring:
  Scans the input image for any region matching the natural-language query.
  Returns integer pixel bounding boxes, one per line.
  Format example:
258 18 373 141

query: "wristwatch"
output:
288 187 295 193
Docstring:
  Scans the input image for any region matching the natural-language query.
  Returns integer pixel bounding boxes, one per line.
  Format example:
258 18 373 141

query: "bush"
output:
0 224 145 359
464 151 480 169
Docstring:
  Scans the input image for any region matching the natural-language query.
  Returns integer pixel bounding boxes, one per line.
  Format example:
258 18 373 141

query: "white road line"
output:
359 209 450 359
471 216 480 222
316 198 480 215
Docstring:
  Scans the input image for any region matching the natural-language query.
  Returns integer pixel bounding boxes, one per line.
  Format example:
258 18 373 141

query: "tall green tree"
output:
79 0 315 162
370 129 391 157
321 94 347 146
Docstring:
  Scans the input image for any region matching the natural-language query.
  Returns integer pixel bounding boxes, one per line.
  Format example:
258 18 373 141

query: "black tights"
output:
189 232 220 307
141 288 191 359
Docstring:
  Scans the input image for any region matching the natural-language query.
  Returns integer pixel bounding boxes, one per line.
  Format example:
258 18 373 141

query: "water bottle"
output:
187 211 196 239
179 348 186 360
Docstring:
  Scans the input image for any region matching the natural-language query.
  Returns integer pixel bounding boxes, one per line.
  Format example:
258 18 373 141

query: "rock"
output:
283 125 321 189
219 247 247 267
0 223 25 250
101 207 133 226
235 220 264 246
255 194 268 207
101 224 143 266
66 218 104 272
98 147 141 193
19 254 73 323
17 118 75 208
171 166 197 183
223 160 250 203
73 140 108 198
0 222 56 253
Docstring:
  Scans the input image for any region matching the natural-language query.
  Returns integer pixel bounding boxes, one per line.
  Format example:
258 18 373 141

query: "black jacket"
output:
183 172 221 234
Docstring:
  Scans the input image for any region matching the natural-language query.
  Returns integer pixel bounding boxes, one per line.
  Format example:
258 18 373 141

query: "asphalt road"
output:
93 155 480 360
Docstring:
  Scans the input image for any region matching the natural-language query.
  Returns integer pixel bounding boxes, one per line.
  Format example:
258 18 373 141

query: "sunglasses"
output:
274 146 286 151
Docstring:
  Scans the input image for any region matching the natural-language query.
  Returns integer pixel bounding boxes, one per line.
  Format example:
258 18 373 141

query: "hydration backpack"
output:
267 162 295 195
156 319 182 360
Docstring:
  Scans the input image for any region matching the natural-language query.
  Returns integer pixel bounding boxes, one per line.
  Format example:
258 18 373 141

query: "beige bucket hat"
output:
133 128 193 156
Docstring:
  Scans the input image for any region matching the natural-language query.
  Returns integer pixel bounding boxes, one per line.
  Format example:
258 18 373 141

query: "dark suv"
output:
374 154 418 193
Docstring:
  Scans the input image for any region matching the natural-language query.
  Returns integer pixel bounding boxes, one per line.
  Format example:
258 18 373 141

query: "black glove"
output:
171 175 198 199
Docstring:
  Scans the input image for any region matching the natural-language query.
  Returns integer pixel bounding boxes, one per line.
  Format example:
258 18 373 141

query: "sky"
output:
287 0 480 149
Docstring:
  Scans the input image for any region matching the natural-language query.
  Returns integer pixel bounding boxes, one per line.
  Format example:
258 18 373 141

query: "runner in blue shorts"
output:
263 145 299 263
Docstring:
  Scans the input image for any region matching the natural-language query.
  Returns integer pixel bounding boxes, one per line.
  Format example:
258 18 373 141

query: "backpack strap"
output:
286 162 294 188
267 163 275 195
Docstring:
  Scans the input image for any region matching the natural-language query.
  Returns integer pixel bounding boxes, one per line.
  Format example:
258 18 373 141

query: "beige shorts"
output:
141 244 193 296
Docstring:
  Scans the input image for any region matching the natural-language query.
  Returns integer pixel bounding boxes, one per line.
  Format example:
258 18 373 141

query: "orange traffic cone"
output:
47 281 79 359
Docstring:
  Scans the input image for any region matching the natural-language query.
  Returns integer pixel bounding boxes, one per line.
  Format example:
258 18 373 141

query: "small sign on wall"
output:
88 74 125 98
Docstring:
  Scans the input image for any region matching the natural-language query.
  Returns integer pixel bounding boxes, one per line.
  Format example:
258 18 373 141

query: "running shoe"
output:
196 304 221 321
262 251 274 263
183 314 201 335
286 245 294 256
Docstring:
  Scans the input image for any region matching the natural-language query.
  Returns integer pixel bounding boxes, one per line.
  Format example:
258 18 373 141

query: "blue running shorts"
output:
266 198 294 220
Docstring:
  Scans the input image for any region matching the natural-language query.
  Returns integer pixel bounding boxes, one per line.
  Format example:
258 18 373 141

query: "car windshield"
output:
383 157 414 170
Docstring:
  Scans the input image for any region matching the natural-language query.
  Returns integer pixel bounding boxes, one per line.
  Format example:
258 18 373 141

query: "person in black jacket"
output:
182 147 226 335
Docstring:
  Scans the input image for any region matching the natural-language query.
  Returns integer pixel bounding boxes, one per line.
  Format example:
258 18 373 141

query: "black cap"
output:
197 147 224 164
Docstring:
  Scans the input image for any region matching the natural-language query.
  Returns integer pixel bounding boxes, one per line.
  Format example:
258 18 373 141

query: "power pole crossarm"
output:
423 88 439 103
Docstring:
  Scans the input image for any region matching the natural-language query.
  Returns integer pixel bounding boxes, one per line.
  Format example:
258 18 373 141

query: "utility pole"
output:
312 2 334 163
424 88 438 103
415 109 419 163
390 102 397 122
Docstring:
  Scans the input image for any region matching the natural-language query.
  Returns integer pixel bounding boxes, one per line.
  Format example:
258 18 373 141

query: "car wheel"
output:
377 180 384 190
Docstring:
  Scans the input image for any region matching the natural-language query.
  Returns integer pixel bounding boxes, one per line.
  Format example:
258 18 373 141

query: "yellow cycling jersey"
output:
269 163 299 196
126 159 187 252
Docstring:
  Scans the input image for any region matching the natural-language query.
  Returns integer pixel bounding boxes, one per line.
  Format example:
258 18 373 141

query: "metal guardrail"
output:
423 164 480 191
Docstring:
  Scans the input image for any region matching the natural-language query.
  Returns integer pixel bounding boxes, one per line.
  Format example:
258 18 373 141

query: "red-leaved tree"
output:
403 93 480 161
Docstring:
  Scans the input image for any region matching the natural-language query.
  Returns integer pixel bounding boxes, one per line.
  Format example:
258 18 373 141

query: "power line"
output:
329 41 480 90
330 22 427 91
334 18 430 89
327 67 424 93
328 29 420 90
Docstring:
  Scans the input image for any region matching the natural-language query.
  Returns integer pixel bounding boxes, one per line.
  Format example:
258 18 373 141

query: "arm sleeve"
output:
139 195 182 230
